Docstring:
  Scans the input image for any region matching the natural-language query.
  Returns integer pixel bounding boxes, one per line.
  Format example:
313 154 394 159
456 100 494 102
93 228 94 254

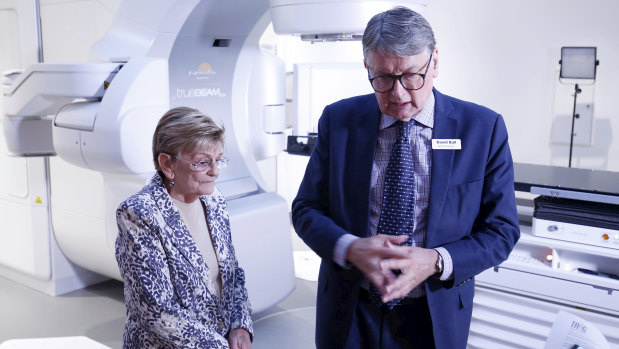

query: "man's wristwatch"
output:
434 250 444 277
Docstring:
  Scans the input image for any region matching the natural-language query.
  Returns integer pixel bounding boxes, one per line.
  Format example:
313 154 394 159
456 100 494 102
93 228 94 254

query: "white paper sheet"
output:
544 310 610 349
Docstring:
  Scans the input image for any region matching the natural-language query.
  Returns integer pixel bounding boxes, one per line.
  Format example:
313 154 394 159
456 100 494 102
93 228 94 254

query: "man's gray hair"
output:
362 6 436 59
152 106 225 174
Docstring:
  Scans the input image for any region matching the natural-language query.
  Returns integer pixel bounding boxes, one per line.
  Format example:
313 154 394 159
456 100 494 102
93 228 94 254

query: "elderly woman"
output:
115 107 253 348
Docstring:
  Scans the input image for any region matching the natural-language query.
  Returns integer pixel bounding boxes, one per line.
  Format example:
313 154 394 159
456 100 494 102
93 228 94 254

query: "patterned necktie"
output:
370 120 415 310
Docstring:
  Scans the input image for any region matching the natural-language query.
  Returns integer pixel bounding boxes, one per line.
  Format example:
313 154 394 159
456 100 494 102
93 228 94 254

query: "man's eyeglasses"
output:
174 155 229 171
367 51 433 93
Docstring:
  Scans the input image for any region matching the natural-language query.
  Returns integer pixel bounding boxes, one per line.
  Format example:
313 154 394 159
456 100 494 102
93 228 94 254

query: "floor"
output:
0 235 320 349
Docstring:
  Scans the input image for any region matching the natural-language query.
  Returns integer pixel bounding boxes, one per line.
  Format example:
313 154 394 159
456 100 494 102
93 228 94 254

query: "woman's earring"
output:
170 180 175 187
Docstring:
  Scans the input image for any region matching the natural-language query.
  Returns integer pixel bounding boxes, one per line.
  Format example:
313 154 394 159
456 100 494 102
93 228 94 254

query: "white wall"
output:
0 6 20 69
274 0 619 210
39 0 121 62
261 1 619 208
425 0 618 171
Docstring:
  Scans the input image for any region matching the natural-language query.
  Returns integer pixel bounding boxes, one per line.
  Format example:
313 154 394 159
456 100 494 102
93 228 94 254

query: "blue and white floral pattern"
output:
115 174 253 348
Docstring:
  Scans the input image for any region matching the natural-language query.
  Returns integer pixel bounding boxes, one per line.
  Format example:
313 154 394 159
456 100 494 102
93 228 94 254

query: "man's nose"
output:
391 77 408 97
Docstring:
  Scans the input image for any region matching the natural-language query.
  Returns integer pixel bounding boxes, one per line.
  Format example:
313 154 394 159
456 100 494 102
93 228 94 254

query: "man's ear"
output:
158 153 175 181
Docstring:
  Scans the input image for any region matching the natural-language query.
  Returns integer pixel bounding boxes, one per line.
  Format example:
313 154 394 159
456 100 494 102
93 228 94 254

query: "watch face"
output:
436 254 444 273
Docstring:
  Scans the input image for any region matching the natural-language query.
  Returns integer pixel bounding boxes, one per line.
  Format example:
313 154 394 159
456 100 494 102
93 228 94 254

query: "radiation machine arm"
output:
1 63 121 157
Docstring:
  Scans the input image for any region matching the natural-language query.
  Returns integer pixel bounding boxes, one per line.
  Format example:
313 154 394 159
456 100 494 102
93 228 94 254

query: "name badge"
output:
432 139 461 150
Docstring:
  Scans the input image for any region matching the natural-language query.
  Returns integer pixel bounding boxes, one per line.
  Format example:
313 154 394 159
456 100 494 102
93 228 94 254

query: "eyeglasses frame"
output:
172 154 229 172
367 51 434 93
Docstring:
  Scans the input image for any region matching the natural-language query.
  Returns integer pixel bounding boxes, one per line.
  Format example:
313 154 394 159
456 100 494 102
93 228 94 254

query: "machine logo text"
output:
176 87 226 98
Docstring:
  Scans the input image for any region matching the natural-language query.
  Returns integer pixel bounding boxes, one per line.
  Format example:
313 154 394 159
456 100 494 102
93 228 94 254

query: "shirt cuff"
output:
434 247 453 281
334 234 359 268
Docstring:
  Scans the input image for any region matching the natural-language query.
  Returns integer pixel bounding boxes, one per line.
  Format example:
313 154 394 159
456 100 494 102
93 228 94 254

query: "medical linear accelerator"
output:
0 0 428 314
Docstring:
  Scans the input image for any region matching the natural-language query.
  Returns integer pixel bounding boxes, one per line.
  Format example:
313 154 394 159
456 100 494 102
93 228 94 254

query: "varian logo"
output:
177 62 226 99
188 62 216 80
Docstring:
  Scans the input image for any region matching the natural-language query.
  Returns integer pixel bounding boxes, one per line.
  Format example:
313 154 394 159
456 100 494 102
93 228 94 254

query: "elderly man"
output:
292 6 519 349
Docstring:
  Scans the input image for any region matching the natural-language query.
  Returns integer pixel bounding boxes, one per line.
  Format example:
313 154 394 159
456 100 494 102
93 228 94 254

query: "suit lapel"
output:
427 90 458 246
353 97 381 237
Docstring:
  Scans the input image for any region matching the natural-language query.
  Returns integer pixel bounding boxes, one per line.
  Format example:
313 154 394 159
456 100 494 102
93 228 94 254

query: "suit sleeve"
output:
443 115 520 287
291 106 351 260
115 203 229 348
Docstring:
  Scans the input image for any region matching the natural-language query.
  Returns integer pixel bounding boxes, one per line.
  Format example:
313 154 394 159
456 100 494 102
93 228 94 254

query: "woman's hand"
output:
228 328 252 349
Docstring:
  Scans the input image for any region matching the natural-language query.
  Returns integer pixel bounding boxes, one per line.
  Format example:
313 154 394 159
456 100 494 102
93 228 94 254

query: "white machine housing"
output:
0 0 430 314
270 0 428 37
469 164 619 348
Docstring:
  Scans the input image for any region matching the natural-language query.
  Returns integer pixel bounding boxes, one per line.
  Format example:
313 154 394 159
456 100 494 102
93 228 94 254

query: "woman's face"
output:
168 141 223 203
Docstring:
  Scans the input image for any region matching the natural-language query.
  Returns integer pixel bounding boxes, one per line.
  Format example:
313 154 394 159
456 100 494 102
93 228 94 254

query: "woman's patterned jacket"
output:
115 173 253 348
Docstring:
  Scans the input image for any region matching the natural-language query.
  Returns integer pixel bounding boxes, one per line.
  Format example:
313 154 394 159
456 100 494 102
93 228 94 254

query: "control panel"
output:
533 217 619 250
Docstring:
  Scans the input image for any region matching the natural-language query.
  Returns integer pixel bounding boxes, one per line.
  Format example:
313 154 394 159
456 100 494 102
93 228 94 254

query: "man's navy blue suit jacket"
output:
292 89 520 349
